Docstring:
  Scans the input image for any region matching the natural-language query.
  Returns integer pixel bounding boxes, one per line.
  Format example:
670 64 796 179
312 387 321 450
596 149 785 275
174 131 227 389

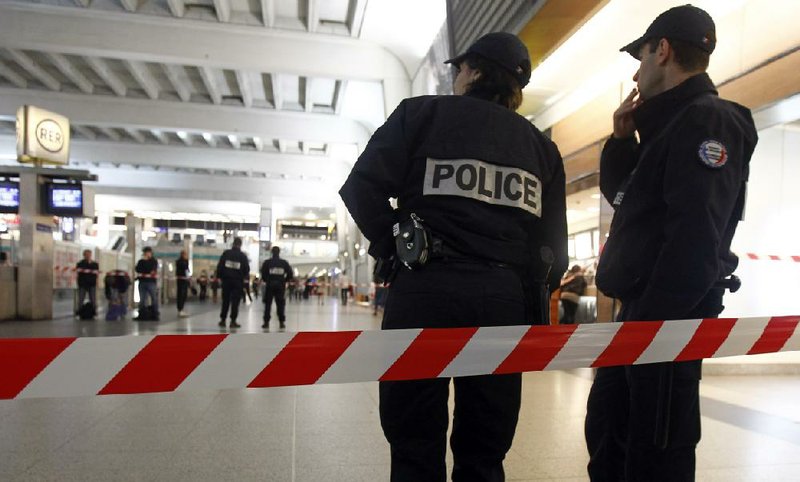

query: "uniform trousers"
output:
585 288 724 482
220 279 243 321
380 260 527 482
264 284 287 322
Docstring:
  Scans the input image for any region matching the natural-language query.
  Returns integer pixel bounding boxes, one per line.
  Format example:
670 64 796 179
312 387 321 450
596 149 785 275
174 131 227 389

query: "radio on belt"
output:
393 213 430 270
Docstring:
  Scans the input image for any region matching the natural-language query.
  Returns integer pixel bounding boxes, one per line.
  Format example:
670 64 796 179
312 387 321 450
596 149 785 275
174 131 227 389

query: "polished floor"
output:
1 297 800 481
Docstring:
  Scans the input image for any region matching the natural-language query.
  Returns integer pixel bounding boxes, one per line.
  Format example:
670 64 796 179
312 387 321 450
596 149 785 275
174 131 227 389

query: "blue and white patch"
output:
698 140 728 168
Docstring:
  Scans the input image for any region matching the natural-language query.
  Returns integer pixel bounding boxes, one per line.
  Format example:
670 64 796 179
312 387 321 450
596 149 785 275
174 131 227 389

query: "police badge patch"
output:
698 140 728 168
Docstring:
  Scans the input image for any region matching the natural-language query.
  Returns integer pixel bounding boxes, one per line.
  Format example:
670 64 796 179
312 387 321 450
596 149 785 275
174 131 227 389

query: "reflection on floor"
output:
1 298 799 481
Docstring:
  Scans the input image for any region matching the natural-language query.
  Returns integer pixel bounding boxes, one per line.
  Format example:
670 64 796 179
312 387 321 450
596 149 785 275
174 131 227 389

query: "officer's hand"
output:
613 88 641 139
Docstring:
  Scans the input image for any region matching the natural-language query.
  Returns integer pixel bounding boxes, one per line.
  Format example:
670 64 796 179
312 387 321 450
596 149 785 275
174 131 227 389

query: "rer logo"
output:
35 119 64 153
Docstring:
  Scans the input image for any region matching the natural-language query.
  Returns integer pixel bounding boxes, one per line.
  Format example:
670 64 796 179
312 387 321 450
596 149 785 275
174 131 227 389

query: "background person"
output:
261 246 293 329
559 265 587 324
175 249 190 317
76 249 99 317
216 237 250 328
586 6 758 481
135 246 159 321
339 32 568 481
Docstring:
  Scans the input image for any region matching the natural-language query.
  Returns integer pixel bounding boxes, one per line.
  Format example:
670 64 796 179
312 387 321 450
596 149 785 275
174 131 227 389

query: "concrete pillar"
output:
16 171 54 320
125 212 139 308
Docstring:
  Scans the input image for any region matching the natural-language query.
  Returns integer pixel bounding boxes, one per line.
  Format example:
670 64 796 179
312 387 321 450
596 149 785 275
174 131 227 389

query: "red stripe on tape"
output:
748 316 800 355
592 321 663 368
249 331 360 388
494 325 577 374
0 338 75 399
674 318 737 362
792 256 800 263
747 253 759 260
99 335 226 395
380 327 478 381
769 255 780 261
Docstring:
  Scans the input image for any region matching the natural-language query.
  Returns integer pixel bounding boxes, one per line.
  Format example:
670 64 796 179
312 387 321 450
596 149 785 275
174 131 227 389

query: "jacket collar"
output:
633 73 717 142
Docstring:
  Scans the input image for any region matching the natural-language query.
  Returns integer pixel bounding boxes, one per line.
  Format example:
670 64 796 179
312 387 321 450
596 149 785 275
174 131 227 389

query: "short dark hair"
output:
271 246 280 256
233 237 243 248
646 37 710 72
142 246 153 253
462 54 523 110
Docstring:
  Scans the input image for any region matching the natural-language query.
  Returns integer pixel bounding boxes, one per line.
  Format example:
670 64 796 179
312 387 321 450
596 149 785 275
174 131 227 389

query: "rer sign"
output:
16 105 71 165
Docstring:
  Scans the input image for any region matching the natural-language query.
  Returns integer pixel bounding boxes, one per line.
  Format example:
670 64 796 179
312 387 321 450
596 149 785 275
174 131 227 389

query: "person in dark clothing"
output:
339 32 568 482
252 277 260 299
559 265 587 325
260 246 293 329
216 237 250 328
243 278 253 303
76 249 99 317
175 250 190 317
135 246 159 320
585 6 758 482
197 270 209 301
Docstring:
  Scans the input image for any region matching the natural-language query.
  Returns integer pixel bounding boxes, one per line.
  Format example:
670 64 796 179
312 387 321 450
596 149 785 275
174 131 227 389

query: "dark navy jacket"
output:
216 248 250 283
260 257 293 288
339 94 568 290
596 73 757 320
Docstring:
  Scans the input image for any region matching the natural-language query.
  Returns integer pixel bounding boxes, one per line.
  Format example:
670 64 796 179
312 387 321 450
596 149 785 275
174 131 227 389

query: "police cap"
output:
445 32 532 88
621 4 716 60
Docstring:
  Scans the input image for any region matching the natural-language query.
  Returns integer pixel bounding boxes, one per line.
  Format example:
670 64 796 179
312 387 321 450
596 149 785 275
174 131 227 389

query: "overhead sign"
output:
16 105 71 165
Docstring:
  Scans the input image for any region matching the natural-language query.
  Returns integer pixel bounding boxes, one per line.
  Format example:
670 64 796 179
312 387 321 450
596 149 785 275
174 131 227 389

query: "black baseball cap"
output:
621 4 716 60
445 32 532 88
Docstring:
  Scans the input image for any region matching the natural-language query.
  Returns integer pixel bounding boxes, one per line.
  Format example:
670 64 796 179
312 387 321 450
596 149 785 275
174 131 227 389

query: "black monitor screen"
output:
43 183 83 216
0 181 20 213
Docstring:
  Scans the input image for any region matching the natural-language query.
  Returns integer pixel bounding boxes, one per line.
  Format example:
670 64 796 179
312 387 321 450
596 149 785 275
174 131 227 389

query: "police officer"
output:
216 237 250 328
260 246 293 329
585 6 758 481
340 32 568 482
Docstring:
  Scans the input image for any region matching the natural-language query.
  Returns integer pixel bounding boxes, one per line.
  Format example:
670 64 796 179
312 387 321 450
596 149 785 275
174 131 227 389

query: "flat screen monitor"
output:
43 182 83 217
0 181 20 214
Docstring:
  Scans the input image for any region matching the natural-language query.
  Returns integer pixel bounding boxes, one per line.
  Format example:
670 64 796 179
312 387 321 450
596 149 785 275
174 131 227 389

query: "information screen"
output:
51 186 82 209
0 182 20 213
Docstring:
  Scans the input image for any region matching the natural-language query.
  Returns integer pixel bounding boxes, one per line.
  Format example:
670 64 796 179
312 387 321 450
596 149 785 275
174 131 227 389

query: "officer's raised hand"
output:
613 88 641 139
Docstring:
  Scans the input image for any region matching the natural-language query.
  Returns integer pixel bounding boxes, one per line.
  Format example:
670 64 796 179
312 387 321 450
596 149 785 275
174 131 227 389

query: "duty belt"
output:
428 237 512 269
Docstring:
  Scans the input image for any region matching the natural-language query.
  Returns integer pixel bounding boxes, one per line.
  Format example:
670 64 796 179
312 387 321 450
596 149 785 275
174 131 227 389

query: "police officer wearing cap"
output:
585 6 757 481
216 237 250 328
340 32 568 482
260 246 293 329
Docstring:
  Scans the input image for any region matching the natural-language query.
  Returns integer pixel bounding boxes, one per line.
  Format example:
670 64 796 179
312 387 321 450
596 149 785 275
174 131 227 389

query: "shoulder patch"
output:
698 140 728 168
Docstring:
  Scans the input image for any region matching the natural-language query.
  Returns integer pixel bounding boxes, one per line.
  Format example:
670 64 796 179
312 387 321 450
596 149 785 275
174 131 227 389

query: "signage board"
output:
16 105 71 165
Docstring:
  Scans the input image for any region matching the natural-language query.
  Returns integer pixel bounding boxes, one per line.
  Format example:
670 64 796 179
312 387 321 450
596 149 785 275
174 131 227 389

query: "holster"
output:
393 213 430 270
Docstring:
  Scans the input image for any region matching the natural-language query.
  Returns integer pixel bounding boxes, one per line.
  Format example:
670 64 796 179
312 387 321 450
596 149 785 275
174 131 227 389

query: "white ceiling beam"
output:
301 142 310 155
235 70 252 108
0 4 409 84
176 131 192 146
333 80 346 115
0 61 27 89
212 0 231 22
5 49 60 91
166 0 184 17
150 129 169 144
123 60 159 100
346 0 367 37
124 128 146 143
73 125 97 140
161 64 190 102
202 132 217 147
98 127 121 141
260 0 275 27
85 57 127 96
198 66 221 104
252 136 264 151
73 0 91 6
227 134 240 149
119 0 138 12
304 77 313 113
307 0 318 32
45 52 93 94
271 73 283 110
277 139 287 153
0 88 371 144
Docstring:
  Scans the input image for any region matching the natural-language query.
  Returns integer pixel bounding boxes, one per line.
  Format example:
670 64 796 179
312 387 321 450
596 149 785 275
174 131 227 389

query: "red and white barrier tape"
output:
2 315 798 400
745 253 800 262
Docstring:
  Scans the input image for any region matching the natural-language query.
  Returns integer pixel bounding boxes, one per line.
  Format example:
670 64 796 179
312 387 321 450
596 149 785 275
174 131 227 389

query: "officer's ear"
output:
656 38 672 66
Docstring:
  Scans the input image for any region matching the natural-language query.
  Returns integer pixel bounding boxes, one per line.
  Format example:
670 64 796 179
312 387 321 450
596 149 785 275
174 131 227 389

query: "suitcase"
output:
78 302 96 320
106 302 127 321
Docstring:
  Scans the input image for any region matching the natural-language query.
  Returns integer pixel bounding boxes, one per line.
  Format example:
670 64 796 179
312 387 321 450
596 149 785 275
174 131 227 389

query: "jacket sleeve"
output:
541 141 569 291
636 108 745 320
599 136 639 205
339 101 409 259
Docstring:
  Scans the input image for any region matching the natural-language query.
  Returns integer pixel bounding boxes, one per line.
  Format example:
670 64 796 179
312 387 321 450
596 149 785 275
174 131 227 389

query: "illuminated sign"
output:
16 105 71 165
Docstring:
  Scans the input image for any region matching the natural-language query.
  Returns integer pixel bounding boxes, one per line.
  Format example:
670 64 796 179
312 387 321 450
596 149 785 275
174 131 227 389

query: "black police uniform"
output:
175 257 190 312
260 256 293 327
340 93 568 481
216 247 250 325
586 73 757 481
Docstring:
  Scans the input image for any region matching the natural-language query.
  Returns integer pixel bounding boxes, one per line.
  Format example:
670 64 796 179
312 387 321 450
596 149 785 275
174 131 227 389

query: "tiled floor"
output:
1 298 799 481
